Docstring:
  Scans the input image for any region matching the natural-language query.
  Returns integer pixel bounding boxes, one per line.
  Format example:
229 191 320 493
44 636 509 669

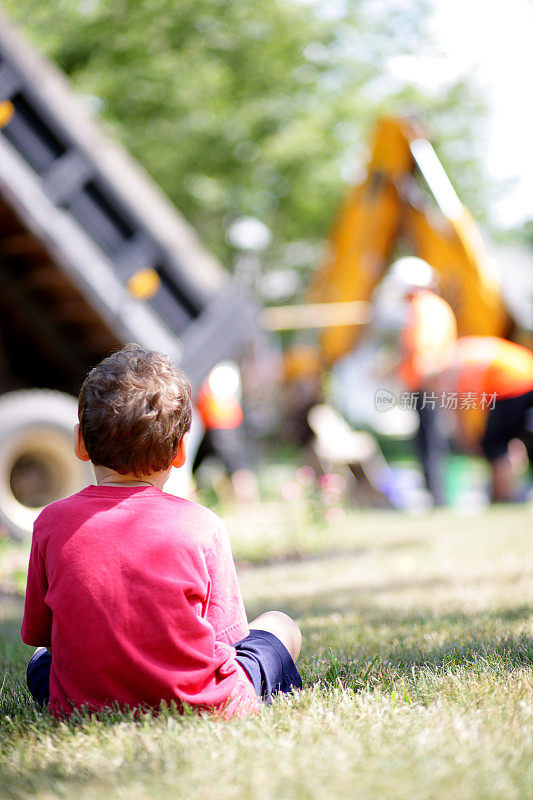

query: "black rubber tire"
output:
0 390 93 540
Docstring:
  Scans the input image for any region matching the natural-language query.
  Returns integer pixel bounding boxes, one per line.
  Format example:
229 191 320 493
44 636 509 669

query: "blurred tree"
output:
3 0 491 299
512 219 533 247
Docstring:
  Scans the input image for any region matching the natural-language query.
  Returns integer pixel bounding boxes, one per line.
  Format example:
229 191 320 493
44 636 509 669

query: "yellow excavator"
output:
263 116 514 359
307 115 514 366
260 116 519 493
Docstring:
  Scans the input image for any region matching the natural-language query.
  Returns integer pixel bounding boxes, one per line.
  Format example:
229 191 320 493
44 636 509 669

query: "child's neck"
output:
93 465 172 491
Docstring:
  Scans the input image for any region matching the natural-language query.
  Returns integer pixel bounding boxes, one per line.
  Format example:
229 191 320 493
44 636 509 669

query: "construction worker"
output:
393 258 458 506
193 362 259 504
434 336 533 503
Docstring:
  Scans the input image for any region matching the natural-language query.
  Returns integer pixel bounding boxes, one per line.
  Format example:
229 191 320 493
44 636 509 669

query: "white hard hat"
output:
388 257 435 290
207 361 241 398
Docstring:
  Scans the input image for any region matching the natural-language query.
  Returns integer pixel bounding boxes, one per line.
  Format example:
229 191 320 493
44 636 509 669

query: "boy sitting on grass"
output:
21 344 302 718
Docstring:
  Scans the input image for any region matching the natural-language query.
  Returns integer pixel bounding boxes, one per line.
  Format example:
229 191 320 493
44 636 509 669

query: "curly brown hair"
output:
78 344 192 476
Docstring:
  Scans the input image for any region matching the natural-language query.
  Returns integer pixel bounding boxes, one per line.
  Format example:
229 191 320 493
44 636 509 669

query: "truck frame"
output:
0 13 257 538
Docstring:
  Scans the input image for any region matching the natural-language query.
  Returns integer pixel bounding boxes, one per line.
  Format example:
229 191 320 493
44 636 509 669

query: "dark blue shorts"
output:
233 629 302 702
26 647 51 706
481 390 533 461
26 631 302 709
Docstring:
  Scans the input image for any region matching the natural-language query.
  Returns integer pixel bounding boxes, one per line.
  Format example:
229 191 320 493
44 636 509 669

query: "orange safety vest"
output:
454 337 533 399
399 290 458 391
196 383 244 431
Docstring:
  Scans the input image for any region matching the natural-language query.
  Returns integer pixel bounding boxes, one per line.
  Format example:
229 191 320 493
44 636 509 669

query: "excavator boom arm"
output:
307 117 513 366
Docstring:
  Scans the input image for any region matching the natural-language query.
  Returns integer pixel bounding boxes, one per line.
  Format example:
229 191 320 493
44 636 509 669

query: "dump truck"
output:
0 13 257 539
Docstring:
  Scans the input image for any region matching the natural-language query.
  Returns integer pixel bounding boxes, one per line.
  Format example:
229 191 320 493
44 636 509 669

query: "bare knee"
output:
248 610 302 662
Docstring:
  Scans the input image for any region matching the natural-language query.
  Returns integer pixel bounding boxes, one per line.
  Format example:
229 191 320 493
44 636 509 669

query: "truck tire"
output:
0 390 93 540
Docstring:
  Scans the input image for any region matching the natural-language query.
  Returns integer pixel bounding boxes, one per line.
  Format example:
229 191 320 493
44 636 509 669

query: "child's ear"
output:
171 433 188 469
74 424 91 462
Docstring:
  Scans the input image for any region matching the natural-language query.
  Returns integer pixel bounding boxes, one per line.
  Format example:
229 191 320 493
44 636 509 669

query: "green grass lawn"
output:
0 502 531 800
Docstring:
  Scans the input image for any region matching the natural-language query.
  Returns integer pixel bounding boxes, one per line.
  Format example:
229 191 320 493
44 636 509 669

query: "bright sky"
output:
429 0 533 228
